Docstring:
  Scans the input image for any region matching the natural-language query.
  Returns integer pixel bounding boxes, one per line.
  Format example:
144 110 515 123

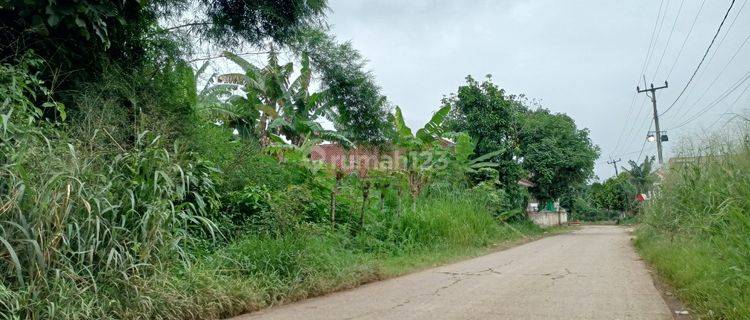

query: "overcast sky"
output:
325 0 750 180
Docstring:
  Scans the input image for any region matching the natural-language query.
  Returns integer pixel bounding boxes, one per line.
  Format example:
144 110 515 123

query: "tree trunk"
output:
330 185 338 229
379 189 386 213
331 171 344 229
359 181 371 232
396 186 403 219
257 113 269 147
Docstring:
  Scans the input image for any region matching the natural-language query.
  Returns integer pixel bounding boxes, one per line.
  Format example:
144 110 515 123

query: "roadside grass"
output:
0 113 565 320
634 129 750 319
635 233 750 319
130 191 563 319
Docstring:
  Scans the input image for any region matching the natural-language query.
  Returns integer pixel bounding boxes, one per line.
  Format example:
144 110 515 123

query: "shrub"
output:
635 129 750 319
0 129 220 318
221 185 274 236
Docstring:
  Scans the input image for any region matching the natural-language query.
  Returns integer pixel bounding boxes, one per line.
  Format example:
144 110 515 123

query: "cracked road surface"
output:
231 226 672 320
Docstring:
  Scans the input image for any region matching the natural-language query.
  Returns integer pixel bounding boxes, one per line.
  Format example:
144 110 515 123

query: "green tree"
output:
590 174 636 211
442 75 526 197
518 109 599 203
623 156 656 194
293 28 393 147
1 0 329 107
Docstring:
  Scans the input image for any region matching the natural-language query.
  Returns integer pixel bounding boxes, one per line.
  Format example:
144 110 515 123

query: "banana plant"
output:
188 61 235 120
390 105 451 210
220 49 290 145
220 50 348 147
452 132 504 174
391 105 450 150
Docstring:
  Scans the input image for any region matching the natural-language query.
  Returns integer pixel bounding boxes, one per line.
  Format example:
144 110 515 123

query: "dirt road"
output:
232 226 672 320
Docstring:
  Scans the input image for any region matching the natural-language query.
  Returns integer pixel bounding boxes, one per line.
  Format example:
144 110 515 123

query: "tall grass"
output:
1 58 549 319
119 188 544 319
0 131 220 319
635 126 750 319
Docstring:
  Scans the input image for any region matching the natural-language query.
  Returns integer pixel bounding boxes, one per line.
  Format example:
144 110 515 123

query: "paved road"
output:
232 226 672 320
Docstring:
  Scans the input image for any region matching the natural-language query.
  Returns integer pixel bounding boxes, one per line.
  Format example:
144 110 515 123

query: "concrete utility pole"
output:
607 157 622 176
637 80 668 164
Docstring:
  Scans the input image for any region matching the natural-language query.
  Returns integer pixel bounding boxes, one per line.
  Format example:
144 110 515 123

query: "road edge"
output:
628 228 693 320
229 226 577 319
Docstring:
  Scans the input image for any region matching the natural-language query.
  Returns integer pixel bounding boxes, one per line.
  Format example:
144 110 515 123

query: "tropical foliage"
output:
0 2 598 319
623 156 657 194
636 129 750 319
443 75 599 207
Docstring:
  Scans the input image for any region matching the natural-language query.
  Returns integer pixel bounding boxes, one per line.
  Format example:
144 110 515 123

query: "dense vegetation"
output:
0 1 597 319
635 129 750 319
561 157 655 222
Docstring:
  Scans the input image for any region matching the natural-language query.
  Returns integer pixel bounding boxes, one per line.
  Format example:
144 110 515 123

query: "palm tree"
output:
623 156 656 194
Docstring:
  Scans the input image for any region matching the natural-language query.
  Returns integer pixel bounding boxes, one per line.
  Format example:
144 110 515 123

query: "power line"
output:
651 0 683 80
618 149 646 158
599 149 644 163
665 0 707 79
672 30 750 124
670 71 750 130
612 93 640 155
616 93 655 161
612 1 668 156
701 0 748 72
705 112 735 129
671 0 748 124
706 112 746 130
639 0 668 81
660 0 738 116
675 73 750 130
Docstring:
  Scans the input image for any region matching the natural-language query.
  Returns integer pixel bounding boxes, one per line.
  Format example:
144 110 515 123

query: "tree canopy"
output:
518 109 599 202
443 75 526 194
623 156 656 194
589 174 636 211
0 0 330 97
442 75 598 203
292 28 392 147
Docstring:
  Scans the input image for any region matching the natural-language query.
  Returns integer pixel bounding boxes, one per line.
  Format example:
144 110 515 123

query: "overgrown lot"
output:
1 1 596 319
635 131 750 319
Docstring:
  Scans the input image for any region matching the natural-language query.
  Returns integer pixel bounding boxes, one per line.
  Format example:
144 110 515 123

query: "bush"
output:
127 186 544 319
221 185 274 236
0 42 554 320
635 130 750 319
0 126 220 318
395 188 502 249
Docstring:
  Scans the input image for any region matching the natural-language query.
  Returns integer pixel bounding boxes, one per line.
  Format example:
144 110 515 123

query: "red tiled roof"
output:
311 144 405 175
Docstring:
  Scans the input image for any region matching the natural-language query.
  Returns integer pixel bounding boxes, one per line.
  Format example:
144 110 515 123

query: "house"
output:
310 143 407 175
310 139 455 175
311 143 565 227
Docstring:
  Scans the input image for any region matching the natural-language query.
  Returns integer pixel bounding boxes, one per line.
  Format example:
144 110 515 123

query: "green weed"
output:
635 128 750 319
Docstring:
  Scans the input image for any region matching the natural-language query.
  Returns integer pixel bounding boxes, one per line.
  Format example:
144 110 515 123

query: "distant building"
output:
310 139 455 174
518 179 568 227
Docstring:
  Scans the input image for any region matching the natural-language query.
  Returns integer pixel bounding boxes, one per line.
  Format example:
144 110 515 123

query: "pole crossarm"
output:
636 81 668 164
607 158 622 176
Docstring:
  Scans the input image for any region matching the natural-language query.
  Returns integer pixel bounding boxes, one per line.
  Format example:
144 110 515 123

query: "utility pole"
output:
607 157 622 176
637 80 668 164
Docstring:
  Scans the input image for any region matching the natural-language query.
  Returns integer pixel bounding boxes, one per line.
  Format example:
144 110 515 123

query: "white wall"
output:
528 211 568 228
